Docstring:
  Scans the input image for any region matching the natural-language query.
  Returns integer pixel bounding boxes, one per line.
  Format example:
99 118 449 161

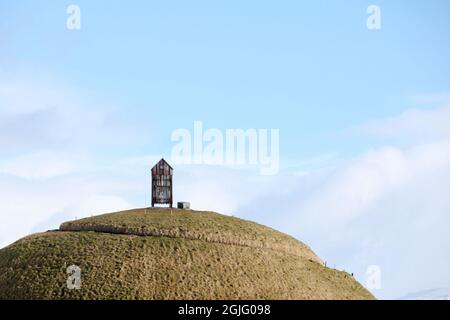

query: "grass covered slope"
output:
60 208 322 263
0 208 375 300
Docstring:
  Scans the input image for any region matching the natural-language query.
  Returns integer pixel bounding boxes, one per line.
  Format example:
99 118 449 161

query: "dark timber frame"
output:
151 158 173 208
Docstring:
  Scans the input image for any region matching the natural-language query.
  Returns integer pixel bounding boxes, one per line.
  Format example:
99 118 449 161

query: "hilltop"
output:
0 208 374 299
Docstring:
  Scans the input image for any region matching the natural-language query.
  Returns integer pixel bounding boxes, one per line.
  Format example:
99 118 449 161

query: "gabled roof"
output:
152 158 173 170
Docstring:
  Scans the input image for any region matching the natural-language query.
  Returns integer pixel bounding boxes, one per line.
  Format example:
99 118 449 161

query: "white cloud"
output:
294 141 450 228
71 195 134 219
0 79 76 115
358 105 450 142
0 76 147 157
0 75 144 247
0 174 136 248
174 165 266 213
0 151 85 179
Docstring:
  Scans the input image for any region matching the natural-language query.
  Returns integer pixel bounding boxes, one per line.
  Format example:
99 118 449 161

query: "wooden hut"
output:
151 158 173 207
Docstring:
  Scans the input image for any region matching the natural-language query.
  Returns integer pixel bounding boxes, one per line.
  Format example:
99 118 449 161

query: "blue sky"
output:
3 0 450 158
1 1 450 299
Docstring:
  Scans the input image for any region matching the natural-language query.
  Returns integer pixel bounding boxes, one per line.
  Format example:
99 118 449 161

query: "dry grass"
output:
60 208 322 264
0 209 375 300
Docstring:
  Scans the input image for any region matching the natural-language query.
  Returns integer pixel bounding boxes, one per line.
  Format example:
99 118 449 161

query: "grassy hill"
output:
0 208 375 300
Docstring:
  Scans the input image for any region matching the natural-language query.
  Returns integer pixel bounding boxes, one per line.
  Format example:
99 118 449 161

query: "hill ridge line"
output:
59 222 323 264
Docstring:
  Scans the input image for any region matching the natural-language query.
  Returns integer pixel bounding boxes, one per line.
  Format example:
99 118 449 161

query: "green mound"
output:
0 208 374 300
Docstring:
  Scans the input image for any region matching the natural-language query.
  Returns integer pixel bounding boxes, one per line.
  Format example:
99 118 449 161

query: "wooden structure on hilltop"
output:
151 158 173 208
